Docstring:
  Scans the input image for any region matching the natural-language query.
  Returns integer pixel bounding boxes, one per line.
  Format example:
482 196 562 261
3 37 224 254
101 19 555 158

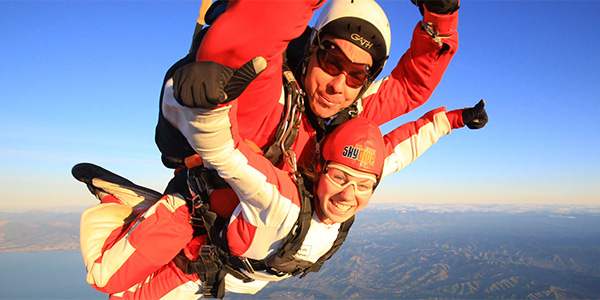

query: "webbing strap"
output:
185 203 255 299
186 246 223 297
185 245 253 298
263 66 304 166
300 215 354 277
185 173 354 295
274 173 313 258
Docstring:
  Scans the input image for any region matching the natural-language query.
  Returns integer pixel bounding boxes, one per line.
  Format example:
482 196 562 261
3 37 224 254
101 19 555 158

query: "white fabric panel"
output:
80 203 135 287
381 110 452 180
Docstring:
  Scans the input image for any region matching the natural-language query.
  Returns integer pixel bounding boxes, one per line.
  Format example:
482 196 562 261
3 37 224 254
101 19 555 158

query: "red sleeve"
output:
446 108 465 129
361 10 459 126
196 0 324 148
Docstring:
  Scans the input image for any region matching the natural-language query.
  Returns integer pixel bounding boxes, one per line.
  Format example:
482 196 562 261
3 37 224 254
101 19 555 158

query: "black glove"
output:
411 0 459 15
172 57 266 109
462 99 488 129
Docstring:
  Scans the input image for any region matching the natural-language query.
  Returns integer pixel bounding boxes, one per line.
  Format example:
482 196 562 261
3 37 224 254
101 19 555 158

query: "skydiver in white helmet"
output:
156 0 485 218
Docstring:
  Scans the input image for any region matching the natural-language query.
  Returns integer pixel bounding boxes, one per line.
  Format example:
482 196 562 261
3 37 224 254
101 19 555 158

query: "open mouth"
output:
330 199 352 213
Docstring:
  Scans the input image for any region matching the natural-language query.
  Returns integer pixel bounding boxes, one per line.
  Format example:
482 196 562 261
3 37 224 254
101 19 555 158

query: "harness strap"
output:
275 173 313 258
263 65 305 167
184 201 255 299
199 168 229 190
186 245 223 298
300 215 355 277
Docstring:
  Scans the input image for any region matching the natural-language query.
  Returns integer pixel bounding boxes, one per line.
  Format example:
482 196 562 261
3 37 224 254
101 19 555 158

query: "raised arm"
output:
381 100 487 180
361 3 460 125
196 0 325 147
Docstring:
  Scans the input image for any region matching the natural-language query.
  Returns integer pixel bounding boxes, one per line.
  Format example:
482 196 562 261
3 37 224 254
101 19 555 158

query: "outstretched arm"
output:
380 99 487 180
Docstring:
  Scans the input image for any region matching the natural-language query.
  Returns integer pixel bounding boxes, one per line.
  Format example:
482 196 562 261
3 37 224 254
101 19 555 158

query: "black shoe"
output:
72 163 162 208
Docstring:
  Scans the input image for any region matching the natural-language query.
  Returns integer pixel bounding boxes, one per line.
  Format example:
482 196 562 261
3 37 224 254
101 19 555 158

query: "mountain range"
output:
0 210 80 252
1 204 599 299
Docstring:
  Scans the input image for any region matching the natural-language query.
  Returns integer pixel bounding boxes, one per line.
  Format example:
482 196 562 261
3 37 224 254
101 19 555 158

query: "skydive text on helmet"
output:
351 33 373 49
342 145 376 165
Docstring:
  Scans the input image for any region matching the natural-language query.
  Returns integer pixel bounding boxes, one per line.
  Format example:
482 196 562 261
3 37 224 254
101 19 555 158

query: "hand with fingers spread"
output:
172 57 267 109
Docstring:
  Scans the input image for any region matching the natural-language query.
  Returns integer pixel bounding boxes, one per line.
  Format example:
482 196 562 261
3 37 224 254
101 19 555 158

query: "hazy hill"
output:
0 211 80 252
1 204 599 299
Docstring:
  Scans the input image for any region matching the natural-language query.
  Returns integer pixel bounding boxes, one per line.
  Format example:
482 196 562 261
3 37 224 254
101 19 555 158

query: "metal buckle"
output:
239 257 255 274
267 267 287 277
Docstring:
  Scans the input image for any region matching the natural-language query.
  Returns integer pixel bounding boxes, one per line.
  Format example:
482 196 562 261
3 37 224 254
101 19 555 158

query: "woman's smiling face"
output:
316 162 376 224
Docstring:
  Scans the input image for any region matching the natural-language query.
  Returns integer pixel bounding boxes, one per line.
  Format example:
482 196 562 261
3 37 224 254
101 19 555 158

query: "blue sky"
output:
1 1 599 211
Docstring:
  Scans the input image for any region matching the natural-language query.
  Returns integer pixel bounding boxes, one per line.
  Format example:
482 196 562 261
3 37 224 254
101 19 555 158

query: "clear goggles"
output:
316 39 371 89
323 163 377 196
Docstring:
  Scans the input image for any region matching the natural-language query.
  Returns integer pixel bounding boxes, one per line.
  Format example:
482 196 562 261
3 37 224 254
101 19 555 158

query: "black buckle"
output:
187 168 209 203
186 245 222 275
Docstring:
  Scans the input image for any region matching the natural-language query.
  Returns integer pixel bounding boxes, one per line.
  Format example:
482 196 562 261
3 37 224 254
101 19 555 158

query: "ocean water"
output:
0 250 105 299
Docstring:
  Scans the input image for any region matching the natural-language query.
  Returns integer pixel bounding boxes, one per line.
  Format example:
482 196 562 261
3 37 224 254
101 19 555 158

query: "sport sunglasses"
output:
316 40 371 89
323 165 376 196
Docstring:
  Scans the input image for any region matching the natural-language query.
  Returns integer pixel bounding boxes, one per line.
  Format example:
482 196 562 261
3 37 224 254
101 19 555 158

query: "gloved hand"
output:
411 0 459 15
462 99 488 129
172 56 267 109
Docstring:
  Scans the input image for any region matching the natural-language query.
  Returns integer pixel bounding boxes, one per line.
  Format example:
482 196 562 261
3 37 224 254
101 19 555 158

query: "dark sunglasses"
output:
316 40 371 89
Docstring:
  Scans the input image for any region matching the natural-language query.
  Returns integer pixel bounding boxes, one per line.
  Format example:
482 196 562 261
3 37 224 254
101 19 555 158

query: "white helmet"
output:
313 0 391 79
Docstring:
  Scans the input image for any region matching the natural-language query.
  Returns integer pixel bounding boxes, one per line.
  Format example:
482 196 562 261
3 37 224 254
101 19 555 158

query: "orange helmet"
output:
321 117 385 178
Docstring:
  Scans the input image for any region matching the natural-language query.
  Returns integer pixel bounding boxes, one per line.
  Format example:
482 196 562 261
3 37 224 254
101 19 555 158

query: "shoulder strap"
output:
262 65 305 165
274 173 314 258
300 215 354 277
